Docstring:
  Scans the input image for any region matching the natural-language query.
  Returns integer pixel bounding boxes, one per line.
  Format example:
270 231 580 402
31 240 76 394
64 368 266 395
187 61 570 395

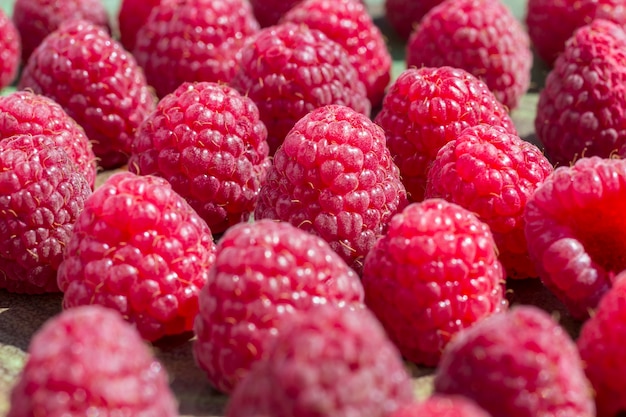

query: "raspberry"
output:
425 124 554 279
577 271 626 417
526 0 626 66
12 0 109 63
281 0 392 107
132 0 260 99
0 91 97 188
18 19 156 170
434 306 595 417
254 104 407 273
117 0 161 52
193 219 365 393
374 66 516 202
129 82 270 235
363 199 507 366
230 23 371 154
535 19 626 167
0 134 91 294
0 8 20 89
406 0 532 110
57 171 217 342
7 305 178 417
225 303 415 417
389 395 492 417
384 0 445 40
248 0 303 27
523 156 626 319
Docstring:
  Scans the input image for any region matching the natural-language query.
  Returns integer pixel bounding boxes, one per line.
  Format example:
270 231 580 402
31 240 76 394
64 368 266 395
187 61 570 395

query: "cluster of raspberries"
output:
2 0 626 416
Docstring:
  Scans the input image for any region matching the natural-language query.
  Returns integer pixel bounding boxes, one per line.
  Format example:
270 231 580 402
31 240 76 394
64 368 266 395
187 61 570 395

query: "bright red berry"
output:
384 0 445 40
425 124 554 279
193 219 365 393
281 0 392 107
535 19 626 167
58 171 217 342
18 19 156 170
133 0 260 99
0 134 91 294
117 0 161 52
230 23 371 154
12 0 109 63
406 0 532 110
374 66 516 202
0 8 20 89
255 104 407 273
434 306 595 417
225 303 415 417
7 305 178 417
523 156 626 319
363 199 507 366
389 395 492 417
129 81 270 235
0 91 97 188
248 0 303 27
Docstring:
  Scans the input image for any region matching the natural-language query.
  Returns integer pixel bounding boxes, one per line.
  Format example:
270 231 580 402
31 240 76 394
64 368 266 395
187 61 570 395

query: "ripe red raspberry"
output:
193 219 365 393
132 0 260 99
0 134 91 294
425 124 554 279
577 271 626 417
129 82 270 235
406 0 532 110
389 395 491 417
281 0 392 107
12 0 109 63
254 105 407 273
117 0 161 52
526 0 626 66
58 171 217 342
225 304 415 417
230 23 371 154
434 306 595 417
0 91 97 188
523 156 626 319
7 305 178 417
18 19 156 170
363 199 507 367
0 8 20 89
384 0 445 40
374 66 516 202
248 0 303 27
535 19 626 167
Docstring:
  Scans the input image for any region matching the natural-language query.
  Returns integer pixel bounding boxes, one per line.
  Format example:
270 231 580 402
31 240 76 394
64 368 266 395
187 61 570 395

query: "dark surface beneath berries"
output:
0 0 551 416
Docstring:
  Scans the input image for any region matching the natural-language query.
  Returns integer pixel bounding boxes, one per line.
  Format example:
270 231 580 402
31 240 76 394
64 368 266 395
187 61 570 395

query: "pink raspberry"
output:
225 304 415 417
425 124 554 279
434 306 595 417
248 0 303 27
193 219 364 393
230 23 371 154
281 0 392 107
374 66 516 202
117 0 161 52
389 395 491 417
129 81 270 235
7 305 178 417
12 0 109 63
535 19 626 167
58 172 217 342
384 0 445 40
0 134 91 294
526 0 626 66
406 0 532 110
18 19 156 170
523 156 626 319
0 91 97 188
133 0 260 99
363 199 507 367
0 8 20 89
577 271 626 417
255 104 407 273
